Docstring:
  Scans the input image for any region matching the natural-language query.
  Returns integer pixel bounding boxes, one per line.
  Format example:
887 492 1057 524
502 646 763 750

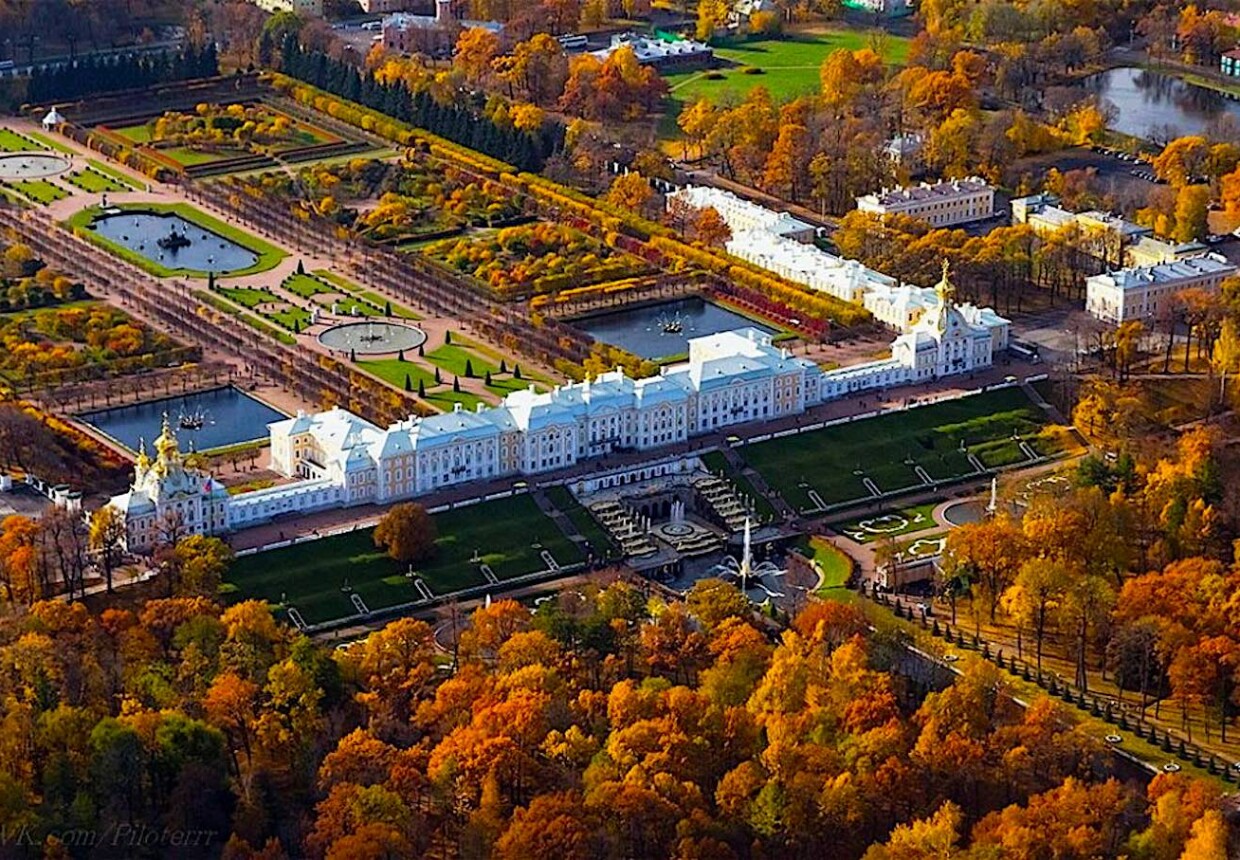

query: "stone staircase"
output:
589 500 658 557
694 475 749 532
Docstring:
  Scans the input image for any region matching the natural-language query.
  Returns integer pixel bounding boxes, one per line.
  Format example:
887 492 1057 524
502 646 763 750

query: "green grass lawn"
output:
320 294 384 316
86 160 141 190
26 131 75 154
832 502 939 544
11 180 69 204
65 202 287 278
215 286 274 309
283 273 336 299
662 29 910 135
0 129 44 152
741 388 1049 511
193 290 297 346
226 494 582 624
266 305 313 331
161 146 236 166
797 536 854 601
310 269 422 320
113 124 152 143
64 169 127 194
545 485 617 557
427 342 498 378
358 358 437 390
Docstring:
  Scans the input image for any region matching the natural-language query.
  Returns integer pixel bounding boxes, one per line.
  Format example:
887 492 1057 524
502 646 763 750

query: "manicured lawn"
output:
546 484 617 556
11 180 69 204
65 202 287 278
193 290 297 346
64 168 127 193
427 342 498 378
161 146 236 166
113 124 152 143
215 286 275 309
741 388 1050 511
0 129 43 152
832 502 939 544
665 29 909 105
357 358 436 391
26 131 75 154
225 494 581 624
360 290 421 320
320 294 384 316
798 535 853 595
87 160 141 190
266 305 313 331
283 273 336 299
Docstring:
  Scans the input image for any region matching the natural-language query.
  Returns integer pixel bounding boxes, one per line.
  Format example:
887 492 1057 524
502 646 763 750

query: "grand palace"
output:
108 266 1003 551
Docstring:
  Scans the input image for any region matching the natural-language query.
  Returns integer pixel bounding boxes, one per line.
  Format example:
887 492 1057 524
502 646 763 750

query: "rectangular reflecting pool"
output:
80 387 287 453
89 210 259 274
571 297 776 360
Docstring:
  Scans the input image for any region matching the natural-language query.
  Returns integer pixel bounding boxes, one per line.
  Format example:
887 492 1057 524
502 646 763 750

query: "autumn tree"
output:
373 502 437 565
605 171 653 215
941 515 1030 622
1172 184 1211 244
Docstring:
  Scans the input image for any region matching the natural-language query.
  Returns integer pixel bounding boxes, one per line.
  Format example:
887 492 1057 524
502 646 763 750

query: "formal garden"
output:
225 494 583 626
65 202 286 278
421 221 652 299
108 102 341 167
832 502 940 544
0 300 187 388
232 155 523 244
740 388 1070 512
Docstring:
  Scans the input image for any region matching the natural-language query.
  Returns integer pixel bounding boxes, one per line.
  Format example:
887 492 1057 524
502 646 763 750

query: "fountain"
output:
572 297 776 360
317 320 428 355
156 226 192 252
985 476 998 517
177 406 212 432
709 517 786 597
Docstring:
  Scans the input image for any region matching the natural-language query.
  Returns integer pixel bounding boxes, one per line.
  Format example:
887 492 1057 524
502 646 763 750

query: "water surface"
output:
572 297 776 360
90 210 258 273
81 386 287 453
1082 67 1240 140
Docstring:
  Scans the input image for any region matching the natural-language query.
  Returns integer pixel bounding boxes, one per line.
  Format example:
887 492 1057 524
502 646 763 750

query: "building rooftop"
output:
859 177 993 207
590 33 711 64
1095 253 1237 291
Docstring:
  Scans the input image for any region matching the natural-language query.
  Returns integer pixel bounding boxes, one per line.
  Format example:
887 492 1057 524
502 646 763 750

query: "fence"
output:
870 587 1240 783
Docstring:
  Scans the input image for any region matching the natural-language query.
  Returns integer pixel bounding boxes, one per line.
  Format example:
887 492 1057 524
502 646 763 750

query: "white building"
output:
108 302 1001 546
1010 193 1151 250
856 177 995 227
1085 253 1238 324
107 417 232 553
667 186 1010 347
1125 236 1210 268
253 0 323 16
669 186 815 242
590 33 712 69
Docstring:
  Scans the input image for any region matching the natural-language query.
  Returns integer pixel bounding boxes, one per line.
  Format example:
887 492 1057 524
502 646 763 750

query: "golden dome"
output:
154 412 180 461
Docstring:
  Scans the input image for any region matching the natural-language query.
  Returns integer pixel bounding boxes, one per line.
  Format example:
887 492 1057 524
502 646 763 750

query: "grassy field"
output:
86 160 141 190
25 131 75 154
225 494 582 625
65 202 287 278
215 286 273 309
0 129 44 152
9 180 69 204
662 29 910 132
283 273 336 299
64 168 128 194
832 502 939 543
741 388 1053 511
356 358 487 411
311 269 423 320
266 305 313 331
798 536 855 601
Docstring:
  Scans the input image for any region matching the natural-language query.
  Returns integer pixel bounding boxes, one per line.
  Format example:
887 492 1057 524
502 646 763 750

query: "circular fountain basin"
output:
317 321 428 355
0 152 71 180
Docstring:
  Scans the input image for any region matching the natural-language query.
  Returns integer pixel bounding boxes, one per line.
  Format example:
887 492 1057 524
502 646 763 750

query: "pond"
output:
1082 66 1240 141
89 210 259 274
571 297 776 360
81 386 287 453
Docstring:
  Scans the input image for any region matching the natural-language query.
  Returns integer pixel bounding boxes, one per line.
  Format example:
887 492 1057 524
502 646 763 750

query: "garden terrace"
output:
231 154 523 246
738 387 1064 513
420 221 653 300
225 494 583 626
